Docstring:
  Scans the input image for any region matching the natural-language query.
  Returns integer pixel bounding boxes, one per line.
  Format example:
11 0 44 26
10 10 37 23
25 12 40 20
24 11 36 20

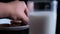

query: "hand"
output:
0 1 29 24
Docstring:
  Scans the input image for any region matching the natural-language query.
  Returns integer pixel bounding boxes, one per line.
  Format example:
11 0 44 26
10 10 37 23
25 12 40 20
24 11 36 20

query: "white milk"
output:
29 1 58 34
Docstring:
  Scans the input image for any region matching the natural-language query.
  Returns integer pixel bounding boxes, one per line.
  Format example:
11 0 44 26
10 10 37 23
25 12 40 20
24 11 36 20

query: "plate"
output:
0 25 29 31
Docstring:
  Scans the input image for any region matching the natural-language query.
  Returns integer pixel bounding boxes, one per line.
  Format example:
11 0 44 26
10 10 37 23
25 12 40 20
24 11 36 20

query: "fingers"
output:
20 12 29 24
24 6 29 17
11 12 17 20
21 6 29 24
17 2 29 24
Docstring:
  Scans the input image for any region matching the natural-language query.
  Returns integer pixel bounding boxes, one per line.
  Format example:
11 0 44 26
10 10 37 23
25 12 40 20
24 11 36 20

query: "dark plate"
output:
0 25 29 31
